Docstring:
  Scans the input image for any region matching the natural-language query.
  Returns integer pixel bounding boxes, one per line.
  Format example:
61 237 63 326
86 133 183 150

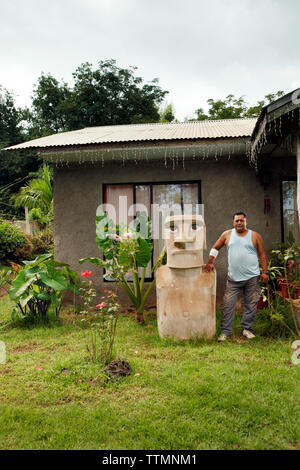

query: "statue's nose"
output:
174 233 196 244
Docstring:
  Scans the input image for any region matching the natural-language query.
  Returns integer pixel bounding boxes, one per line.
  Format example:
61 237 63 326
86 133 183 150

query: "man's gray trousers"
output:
221 275 260 336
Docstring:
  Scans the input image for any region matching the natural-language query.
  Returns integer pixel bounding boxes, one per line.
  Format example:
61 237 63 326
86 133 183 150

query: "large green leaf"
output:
9 271 36 300
135 237 152 267
134 211 152 243
118 250 133 268
39 272 69 291
36 292 51 300
22 253 52 267
96 212 114 249
19 294 33 308
79 257 105 267
51 260 71 268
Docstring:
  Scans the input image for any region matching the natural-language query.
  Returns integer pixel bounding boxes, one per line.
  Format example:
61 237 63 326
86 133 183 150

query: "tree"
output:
71 61 167 127
0 86 40 218
28 74 72 137
160 103 176 123
28 60 168 136
0 86 23 148
12 164 53 225
192 91 285 121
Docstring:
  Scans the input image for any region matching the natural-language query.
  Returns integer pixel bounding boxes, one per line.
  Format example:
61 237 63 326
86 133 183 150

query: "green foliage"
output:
0 86 23 148
29 207 50 227
269 233 300 278
28 73 73 136
78 272 97 315
160 103 176 123
0 219 27 261
0 268 12 292
79 211 163 322
254 297 298 338
30 228 54 257
12 164 53 214
193 91 285 121
27 60 168 136
0 86 40 218
9 253 80 322
82 291 120 366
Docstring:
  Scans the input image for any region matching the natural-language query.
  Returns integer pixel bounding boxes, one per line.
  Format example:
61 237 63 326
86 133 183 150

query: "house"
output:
4 89 300 306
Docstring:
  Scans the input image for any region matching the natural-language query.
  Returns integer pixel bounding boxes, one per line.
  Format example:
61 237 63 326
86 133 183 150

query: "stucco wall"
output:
53 153 297 308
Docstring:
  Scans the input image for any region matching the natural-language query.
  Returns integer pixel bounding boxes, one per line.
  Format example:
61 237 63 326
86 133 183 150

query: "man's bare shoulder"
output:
251 230 263 240
218 229 232 246
221 229 232 238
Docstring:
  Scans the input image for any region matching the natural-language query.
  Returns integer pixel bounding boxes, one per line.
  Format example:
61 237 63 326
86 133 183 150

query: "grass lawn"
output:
0 294 299 450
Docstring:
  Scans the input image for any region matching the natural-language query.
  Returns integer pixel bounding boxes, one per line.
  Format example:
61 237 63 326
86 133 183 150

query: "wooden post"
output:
25 206 30 235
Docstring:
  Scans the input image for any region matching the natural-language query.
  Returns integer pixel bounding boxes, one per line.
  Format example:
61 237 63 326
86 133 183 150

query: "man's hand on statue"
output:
260 273 268 283
202 263 214 273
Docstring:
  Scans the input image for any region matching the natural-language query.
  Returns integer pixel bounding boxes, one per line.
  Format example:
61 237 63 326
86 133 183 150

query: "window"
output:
103 181 201 279
281 180 300 242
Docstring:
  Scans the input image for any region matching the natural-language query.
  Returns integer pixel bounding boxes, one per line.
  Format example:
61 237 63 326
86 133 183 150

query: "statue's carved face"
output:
164 214 205 268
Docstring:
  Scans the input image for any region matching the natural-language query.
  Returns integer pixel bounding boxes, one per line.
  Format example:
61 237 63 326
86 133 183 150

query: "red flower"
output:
81 270 92 277
96 302 107 309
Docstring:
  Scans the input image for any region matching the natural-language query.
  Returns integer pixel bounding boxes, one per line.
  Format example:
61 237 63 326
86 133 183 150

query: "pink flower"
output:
123 232 133 239
115 235 122 242
38 366 43 370
96 302 107 309
81 270 92 278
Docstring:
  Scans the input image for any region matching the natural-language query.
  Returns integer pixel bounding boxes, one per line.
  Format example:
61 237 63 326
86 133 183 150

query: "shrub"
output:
0 219 28 262
9 253 80 323
254 296 298 338
30 228 54 257
13 235 33 262
29 207 51 228
81 290 121 366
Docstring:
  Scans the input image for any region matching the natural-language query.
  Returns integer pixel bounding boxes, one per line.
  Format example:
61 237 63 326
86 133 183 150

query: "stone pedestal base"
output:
156 266 216 340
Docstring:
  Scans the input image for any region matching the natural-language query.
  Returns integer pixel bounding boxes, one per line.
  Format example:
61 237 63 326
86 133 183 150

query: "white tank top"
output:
227 229 260 281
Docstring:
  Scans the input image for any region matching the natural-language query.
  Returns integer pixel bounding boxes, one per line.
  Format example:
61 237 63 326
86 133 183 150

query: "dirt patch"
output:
289 442 300 450
10 342 41 354
0 284 10 297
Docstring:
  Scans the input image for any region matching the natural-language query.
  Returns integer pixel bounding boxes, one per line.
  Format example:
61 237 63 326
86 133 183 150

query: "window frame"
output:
102 180 202 282
280 176 298 243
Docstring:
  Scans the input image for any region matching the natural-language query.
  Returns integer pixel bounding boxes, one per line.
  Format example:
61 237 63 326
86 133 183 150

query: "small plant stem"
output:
137 277 156 315
139 266 146 294
119 276 139 308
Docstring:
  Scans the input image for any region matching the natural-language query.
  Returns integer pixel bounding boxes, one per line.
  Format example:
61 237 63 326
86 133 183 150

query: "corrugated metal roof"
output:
4 118 257 151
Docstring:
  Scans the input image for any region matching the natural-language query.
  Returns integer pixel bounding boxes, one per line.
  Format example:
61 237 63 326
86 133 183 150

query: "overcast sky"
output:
1 0 299 121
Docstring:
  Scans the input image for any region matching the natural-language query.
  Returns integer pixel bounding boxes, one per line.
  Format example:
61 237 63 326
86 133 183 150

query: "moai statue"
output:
156 214 216 340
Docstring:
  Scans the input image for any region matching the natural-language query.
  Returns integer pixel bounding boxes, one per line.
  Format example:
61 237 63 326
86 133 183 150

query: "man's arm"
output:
253 232 268 283
202 231 228 273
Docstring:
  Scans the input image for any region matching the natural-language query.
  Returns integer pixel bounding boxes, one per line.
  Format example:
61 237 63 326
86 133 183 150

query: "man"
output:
203 211 268 341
